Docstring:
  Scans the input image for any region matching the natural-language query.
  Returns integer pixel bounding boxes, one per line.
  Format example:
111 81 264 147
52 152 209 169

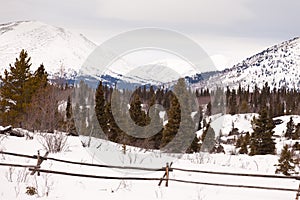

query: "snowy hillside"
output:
0 113 299 199
198 37 300 90
0 21 96 79
0 131 298 200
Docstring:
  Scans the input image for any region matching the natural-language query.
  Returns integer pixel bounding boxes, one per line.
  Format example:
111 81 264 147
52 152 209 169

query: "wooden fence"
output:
0 150 299 199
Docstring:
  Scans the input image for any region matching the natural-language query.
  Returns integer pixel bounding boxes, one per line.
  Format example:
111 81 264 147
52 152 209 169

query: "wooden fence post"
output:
165 163 169 187
30 151 49 176
158 162 173 187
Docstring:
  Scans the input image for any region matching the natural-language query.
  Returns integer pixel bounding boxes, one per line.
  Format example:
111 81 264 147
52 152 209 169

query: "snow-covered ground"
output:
0 117 299 200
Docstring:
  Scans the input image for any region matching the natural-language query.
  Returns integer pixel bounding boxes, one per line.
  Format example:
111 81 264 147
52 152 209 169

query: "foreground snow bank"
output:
0 131 298 200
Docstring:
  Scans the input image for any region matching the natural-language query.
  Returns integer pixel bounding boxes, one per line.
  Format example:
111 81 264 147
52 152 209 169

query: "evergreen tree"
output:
275 145 295 176
236 135 244 148
285 117 294 139
250 108 276 155
173 78 196 152
66 96 72 120
129 94 149 127
95 81 109 134
143 104 163 149
0 50 45 126
32 64 48 89
186 135 200 153
65 95 76 135
229 89 237 115
201 122 215 152
160 95 180 148
239 139 248 154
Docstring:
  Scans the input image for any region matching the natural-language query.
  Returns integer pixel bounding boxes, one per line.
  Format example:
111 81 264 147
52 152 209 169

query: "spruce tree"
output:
129 94 149 127
285 117 294 139
275 145 295 176
239 139 248 154
144 104 163 149
250 108 276 155
201 122 215 152
229 89 237 115
172 78 196 152
236 135 244 148
0 50 36 126
65 95 76 135
186 136 200 153
95 81 109 134
160 95 180 148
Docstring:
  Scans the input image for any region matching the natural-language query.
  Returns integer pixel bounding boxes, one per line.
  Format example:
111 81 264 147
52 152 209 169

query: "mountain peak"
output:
0 20 96 78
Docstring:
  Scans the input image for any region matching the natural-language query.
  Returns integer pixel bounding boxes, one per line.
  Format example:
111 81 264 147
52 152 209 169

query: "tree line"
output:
196 82 300 117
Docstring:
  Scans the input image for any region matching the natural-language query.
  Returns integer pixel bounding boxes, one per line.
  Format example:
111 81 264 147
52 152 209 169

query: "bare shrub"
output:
39 132 68 153
5 167 30 183
5 166 15 182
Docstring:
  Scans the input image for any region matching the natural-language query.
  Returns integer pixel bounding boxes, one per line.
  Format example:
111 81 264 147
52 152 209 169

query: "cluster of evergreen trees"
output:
234 110 300 156
196 82 300 117
89 78 201 152
0 50 74 132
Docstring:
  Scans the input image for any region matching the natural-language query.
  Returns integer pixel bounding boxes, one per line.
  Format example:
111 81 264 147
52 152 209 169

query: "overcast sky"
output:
1 0 299 69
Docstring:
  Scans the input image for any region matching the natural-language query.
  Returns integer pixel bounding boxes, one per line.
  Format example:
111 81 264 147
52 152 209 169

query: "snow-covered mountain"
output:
199 37 300 90
0 20 96 79
0 21 215 86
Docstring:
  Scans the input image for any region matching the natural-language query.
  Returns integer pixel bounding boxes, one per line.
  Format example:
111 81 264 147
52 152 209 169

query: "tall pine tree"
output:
0 50 46 127
250 108 276 155
285 117 294 139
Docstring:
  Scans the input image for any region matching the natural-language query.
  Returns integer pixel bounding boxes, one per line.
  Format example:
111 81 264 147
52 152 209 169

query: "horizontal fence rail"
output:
0 151 166 172
169 178 299 192
25 168 298 193
0 150 299 196
0 162 37 168
171 167 300 180
28 168 162 181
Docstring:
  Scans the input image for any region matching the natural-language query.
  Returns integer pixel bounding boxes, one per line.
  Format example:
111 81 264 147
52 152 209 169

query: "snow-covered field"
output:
0 114 299 200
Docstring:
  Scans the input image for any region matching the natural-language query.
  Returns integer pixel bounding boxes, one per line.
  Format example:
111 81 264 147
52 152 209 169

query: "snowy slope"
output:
198 37 300 90
0 114 299 199
209 113 300 137
0 21 96 79
0 132 298 200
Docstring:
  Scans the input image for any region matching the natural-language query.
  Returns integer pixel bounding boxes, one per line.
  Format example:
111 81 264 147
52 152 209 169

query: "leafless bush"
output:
5 167 30 183
39 132 68 153
41 173 53 197
5 166 15 182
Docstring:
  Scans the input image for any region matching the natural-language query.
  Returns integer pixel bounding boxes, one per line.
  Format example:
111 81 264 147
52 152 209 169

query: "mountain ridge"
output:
1 20 300 90
0 20 97 79
198 36 300 90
